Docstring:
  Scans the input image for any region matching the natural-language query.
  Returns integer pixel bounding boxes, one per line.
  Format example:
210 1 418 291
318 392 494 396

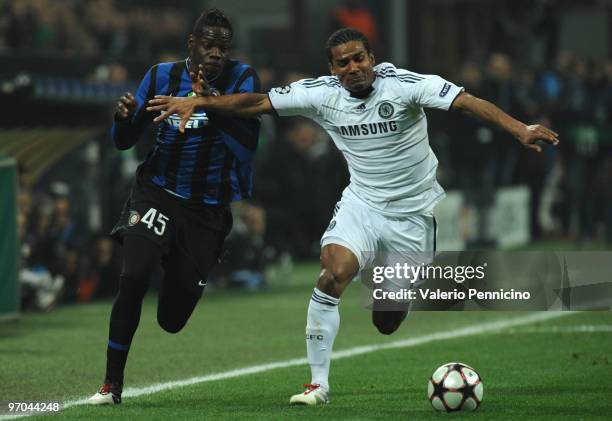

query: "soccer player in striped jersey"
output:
147 28 559 406
88 9 261 405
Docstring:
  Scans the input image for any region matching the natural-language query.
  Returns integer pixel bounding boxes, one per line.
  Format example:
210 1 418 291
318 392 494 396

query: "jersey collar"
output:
347 74 377 99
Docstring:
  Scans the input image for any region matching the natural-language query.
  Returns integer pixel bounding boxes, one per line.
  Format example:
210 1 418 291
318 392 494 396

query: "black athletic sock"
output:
105 318 139 384
105 292 144 384
105 348 128 386
104 236 160 384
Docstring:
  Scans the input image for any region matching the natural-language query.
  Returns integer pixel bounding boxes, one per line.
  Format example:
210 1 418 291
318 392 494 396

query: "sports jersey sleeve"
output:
111 65 159 150
267 79 324 118
208 66 261 163
402 73 464 111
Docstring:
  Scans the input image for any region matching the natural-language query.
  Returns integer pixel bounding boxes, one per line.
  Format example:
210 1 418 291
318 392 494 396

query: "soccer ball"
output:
427 362 483 411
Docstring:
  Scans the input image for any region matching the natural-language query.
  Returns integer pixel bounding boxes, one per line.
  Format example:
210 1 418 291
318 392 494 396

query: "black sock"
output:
105 316 140 384
105 287 145 383
104 236 159 384
106 348 128 385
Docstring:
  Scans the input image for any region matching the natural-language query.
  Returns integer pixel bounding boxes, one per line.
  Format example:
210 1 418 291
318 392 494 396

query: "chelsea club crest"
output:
378 101 395 119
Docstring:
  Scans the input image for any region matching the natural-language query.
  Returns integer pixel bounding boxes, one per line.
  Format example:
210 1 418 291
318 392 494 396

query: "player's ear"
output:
328 62 335 76
187 34 195 49
370 53 376 66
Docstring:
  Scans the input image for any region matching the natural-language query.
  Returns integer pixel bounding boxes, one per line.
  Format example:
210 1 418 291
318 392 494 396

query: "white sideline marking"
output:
0 311 573 419
504 324 612 334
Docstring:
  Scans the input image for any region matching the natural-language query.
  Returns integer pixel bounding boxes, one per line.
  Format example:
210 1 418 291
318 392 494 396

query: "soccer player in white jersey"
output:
147 28 559 406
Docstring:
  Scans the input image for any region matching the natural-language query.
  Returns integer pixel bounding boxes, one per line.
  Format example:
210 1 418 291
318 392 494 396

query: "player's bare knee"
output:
316 268 337 296
317 265 353 297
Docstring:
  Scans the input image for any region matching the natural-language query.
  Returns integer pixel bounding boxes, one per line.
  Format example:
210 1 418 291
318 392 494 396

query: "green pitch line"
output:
1 263 516 402
26 311 612 421
2 262 611 420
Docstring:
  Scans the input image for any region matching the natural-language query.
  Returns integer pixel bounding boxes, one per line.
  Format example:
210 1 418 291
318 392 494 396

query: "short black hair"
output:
325 28 371 63
192 8 233 38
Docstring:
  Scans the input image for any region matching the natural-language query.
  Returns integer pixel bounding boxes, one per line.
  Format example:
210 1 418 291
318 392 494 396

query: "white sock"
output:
306 288 340 393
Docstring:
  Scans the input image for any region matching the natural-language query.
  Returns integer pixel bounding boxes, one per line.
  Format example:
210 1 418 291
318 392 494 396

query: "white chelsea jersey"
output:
267 62 464 217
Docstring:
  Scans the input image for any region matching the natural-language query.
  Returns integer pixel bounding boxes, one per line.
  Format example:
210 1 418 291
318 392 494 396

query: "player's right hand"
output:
116 92 136 119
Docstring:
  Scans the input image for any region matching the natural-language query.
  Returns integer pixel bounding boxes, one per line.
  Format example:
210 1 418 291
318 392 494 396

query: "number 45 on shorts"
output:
141 208 169 236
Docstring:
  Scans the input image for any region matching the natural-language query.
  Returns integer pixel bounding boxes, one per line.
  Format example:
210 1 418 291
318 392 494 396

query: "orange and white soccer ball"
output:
427 362 484 411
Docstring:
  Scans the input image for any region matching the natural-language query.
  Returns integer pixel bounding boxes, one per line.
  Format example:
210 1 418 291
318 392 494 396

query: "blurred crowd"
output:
4 0 611 309
17 177 121 310
0 0 189 58
15 50 612 309
442 53 612 244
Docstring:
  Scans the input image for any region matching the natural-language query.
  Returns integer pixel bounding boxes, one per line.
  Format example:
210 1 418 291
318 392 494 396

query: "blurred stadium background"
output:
0 1 611 418
2 0 610 314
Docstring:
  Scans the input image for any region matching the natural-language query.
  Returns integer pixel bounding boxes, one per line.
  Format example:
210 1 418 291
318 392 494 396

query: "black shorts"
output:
111 167 233 273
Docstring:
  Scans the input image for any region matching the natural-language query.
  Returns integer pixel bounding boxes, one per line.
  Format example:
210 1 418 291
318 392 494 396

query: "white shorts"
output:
321 188 437 292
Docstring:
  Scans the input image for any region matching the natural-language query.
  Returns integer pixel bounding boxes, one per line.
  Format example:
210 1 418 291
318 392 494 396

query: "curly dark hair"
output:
192 8 233 39
325 27 371 63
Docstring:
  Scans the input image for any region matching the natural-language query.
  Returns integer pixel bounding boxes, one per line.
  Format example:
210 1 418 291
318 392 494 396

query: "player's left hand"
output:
147 96 198 133
516 124 559 153
190 63 220 97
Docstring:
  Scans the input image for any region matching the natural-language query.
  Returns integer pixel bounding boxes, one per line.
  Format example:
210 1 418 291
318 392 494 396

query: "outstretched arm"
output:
451 92 559 152
147 93 273 133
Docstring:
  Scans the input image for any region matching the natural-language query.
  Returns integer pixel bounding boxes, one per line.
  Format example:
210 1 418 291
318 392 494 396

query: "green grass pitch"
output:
1 263 611 420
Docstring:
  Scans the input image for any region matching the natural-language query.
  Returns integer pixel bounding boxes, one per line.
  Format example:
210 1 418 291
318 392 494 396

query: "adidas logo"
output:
355 103 366 112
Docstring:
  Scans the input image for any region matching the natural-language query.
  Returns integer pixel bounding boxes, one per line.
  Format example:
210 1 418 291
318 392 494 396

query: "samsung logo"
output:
338 121 399 137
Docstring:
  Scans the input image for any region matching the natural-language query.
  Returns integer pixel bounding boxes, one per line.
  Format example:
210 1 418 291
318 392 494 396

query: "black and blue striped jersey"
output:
111 59 260 205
